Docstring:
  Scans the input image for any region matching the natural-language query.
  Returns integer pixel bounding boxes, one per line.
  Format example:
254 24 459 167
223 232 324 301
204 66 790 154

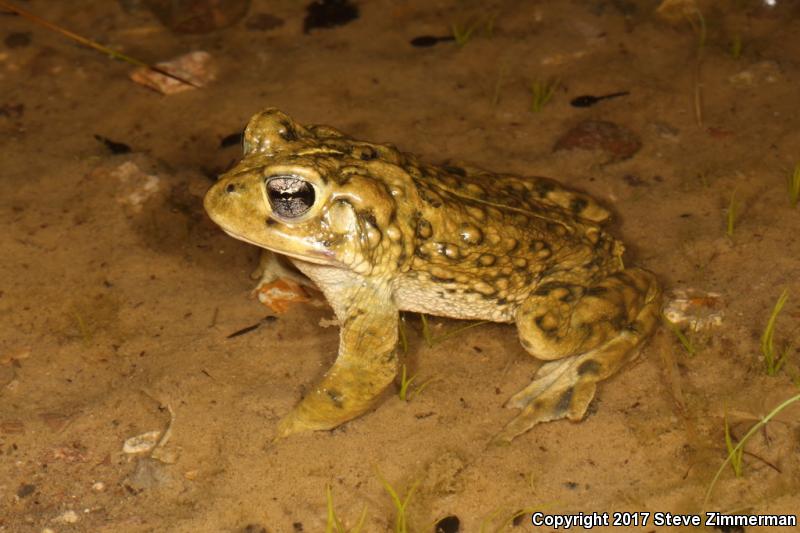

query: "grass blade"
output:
760 289 789 376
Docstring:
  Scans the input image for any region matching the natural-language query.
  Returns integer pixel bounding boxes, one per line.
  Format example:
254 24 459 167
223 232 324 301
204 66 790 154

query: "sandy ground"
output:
1 0 799 531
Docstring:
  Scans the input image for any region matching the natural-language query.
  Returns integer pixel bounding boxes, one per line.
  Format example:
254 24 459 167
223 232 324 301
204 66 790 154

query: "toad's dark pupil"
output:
266 176 315 218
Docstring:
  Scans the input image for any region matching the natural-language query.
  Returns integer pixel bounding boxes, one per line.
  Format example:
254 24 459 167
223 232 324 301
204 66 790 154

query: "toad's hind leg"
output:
495 268 661 443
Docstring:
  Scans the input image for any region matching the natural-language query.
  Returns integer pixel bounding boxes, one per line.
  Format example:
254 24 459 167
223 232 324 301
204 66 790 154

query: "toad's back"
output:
393 162 625 322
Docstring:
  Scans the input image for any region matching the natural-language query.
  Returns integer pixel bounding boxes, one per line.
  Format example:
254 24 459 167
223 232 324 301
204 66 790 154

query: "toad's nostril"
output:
225 183 236 194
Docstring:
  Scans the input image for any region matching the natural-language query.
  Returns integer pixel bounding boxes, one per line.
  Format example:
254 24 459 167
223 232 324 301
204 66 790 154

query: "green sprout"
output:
685 7 707 127
326 485 367 533
398 313 409 354
430 320 490 345
729 34 743 59
418 314 489 348
419 314 433 347
376 471 419 533
483 13 497 38
451 21 478 47
789 163 800 207
723 415 744 477
725 188 739 238
704 393 800 507
529 78 559 113
491 63 509 107
760 289 790 376
662 315 697 356
686 7 707 50
73 311 93 346
397 364 438 402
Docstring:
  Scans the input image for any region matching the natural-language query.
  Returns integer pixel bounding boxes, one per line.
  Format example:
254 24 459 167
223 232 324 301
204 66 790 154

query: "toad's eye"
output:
265 176 316 218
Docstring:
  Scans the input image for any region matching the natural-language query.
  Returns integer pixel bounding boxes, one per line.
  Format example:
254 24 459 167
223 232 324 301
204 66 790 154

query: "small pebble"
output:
4 32 31 48
553 120 641 162
91 481 105 492
54 510 79 524
16 483 35 498
123 430 161 454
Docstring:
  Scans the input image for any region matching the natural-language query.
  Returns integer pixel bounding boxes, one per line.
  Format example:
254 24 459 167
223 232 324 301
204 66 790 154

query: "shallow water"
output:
1 1 799 531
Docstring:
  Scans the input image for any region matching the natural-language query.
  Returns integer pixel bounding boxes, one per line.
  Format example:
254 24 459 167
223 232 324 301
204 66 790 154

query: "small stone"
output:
651 121 679 140
91 481 105 492
54 510 79 524
729 60 782 87
4 32 31 48
112 162 161 214
123 430 161 454
17 483 35 498
554 120 642 162
129 51 215 94
39 412 70 432
664 289 724 330
145 0 250 33
1 346 31 365
1 419 25 434
241 525 268 533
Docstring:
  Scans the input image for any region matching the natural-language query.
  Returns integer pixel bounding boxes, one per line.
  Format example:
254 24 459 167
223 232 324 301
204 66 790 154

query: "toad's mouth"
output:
221 228 337 266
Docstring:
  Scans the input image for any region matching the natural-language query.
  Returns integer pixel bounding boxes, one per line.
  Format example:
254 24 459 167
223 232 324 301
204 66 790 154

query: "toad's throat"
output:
221 228 336 265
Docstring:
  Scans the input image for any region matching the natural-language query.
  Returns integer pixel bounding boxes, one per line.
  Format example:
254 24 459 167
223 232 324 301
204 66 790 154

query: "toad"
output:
204 109 661 442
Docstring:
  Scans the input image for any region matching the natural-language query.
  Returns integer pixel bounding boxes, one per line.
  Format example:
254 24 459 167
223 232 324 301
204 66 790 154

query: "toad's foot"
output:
494 268 661 444
274 272 399 439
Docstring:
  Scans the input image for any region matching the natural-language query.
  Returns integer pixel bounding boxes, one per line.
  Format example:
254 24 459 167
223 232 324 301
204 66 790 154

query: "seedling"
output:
418 314 490 348
72 311 92 346
789 162 800 207
451 13 497 47
688 7 707 127
723 415 744 477
662 315 697 356
397 364 438 402
529 78 559 113
729 34 743 59
491 63 510 107
419 314 433 347
657 0 706 126
398 313 409 354
725 189 739 238
483 14 497 38
685 6 707 49
760 289 790 376
376 471 419 533
326 485 367 533
451 21 479 47
704 392 800 507
430 320 490 345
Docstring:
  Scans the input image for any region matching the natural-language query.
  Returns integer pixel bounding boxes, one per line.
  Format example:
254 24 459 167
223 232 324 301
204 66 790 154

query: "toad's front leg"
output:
276 279 398 438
